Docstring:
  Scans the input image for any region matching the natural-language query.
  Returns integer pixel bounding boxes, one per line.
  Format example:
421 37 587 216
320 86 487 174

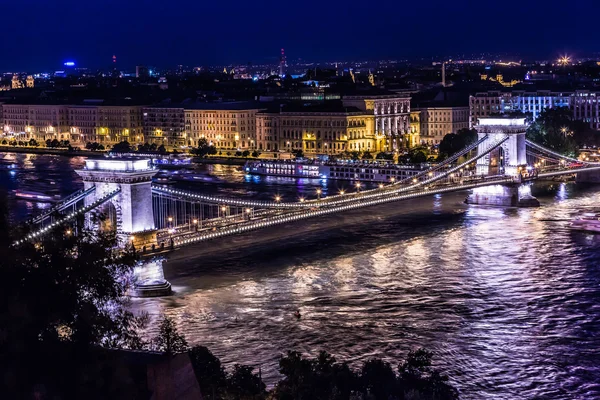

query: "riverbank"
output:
0 146 105 157
0 147 253 166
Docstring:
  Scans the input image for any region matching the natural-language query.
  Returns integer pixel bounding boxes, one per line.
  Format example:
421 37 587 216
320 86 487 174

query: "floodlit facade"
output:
2 103 144 144
470 90 600 130
343 94 411 151
256 108 378 156
68 105 144 144
185 104 260 150
142 107 186 148
2 104 70 141
417 106 469 144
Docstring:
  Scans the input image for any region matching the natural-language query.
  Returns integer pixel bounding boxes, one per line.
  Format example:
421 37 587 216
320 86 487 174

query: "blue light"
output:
9 170 16 176
252 77 259 82
64 61 75 67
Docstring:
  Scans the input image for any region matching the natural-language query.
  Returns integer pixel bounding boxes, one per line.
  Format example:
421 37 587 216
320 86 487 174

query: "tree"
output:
398 349 458 399
111 141 132 153
191 138 218 158
242 150 250 157
251 150 261 158
376 152 394 161
28 138 39 147
235 151 242 157
1 139 7 145
275 351 357 400
410 150 428 164
360 358 397 399
158 144 167 154
438 128 478 160
153 316 188 354
526 107 579 156
189 346 227 399
361 151 373 160
0 204 144 398
227 364 266 400
291 149 304 158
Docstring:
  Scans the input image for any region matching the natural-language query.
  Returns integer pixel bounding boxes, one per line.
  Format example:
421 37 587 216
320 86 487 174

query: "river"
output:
2 152 599 399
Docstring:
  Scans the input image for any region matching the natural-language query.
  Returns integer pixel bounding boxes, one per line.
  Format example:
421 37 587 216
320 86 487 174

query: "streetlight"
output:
65 229 72 235
299 197 305 203
316 188 322 200
355 182 361 192
339 189 345 195
192 218 198 232
275 195 281 203
390 177 396 183
378 183 384 188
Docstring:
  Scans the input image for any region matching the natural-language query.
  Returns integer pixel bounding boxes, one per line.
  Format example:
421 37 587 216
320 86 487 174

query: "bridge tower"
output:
475 116 527 176
467 117 539 207
76 158 172 296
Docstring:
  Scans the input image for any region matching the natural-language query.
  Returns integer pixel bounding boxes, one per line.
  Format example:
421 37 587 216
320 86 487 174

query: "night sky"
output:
2 0 599 71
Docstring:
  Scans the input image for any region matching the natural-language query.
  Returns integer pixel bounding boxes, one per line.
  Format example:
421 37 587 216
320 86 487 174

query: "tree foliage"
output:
85 141 105 151
0 203 144 398
438 128 478 160
153 315 189 354
111 140 132 153
191 138 218 158
45 138 70 148
399 146 430 164
526 107 579 156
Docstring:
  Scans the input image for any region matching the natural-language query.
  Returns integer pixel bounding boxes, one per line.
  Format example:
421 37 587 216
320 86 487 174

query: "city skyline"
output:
2 0 599 71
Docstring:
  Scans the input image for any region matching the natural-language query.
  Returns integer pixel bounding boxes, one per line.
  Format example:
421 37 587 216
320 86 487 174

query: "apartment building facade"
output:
185 103 260 150
469 90 599 130
417 106 470 144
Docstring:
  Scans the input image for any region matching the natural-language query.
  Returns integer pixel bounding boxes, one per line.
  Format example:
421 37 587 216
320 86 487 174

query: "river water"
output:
2 152 600 399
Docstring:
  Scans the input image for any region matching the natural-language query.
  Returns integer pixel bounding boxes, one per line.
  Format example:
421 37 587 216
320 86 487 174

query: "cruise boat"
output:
14 189 62 202
243 160 423 183
571 213 600 233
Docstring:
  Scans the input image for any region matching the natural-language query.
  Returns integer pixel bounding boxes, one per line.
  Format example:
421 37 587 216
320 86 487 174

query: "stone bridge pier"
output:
76 158 172 297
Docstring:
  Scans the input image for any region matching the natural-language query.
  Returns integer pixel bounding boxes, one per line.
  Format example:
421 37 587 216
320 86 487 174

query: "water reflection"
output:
2 154 600 399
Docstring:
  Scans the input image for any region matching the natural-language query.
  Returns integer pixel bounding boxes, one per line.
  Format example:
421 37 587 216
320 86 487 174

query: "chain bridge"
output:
14 117 600 296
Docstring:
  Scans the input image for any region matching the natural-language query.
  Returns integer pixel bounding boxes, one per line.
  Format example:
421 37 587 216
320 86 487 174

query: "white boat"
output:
570 213 600 233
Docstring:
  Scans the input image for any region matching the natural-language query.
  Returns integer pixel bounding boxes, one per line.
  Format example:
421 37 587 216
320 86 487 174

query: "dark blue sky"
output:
2 0 599 71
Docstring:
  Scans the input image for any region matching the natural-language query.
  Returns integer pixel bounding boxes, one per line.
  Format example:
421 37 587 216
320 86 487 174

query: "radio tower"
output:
279 48 286 77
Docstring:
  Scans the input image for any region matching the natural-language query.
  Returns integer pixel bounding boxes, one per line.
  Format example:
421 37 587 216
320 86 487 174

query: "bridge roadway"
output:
167 175 516 247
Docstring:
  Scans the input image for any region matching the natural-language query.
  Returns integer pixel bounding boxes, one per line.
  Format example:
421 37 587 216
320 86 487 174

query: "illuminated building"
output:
11 75 23 89
342 94 411 152
68 104 144 145
408 110 421 147
2 103 145 144
256 103 378 156
142 106 185 148
2 104 69 140
480 73 521 87
26 75 34 88
185 102 260 150
470 90 600 130
417 106 469 145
